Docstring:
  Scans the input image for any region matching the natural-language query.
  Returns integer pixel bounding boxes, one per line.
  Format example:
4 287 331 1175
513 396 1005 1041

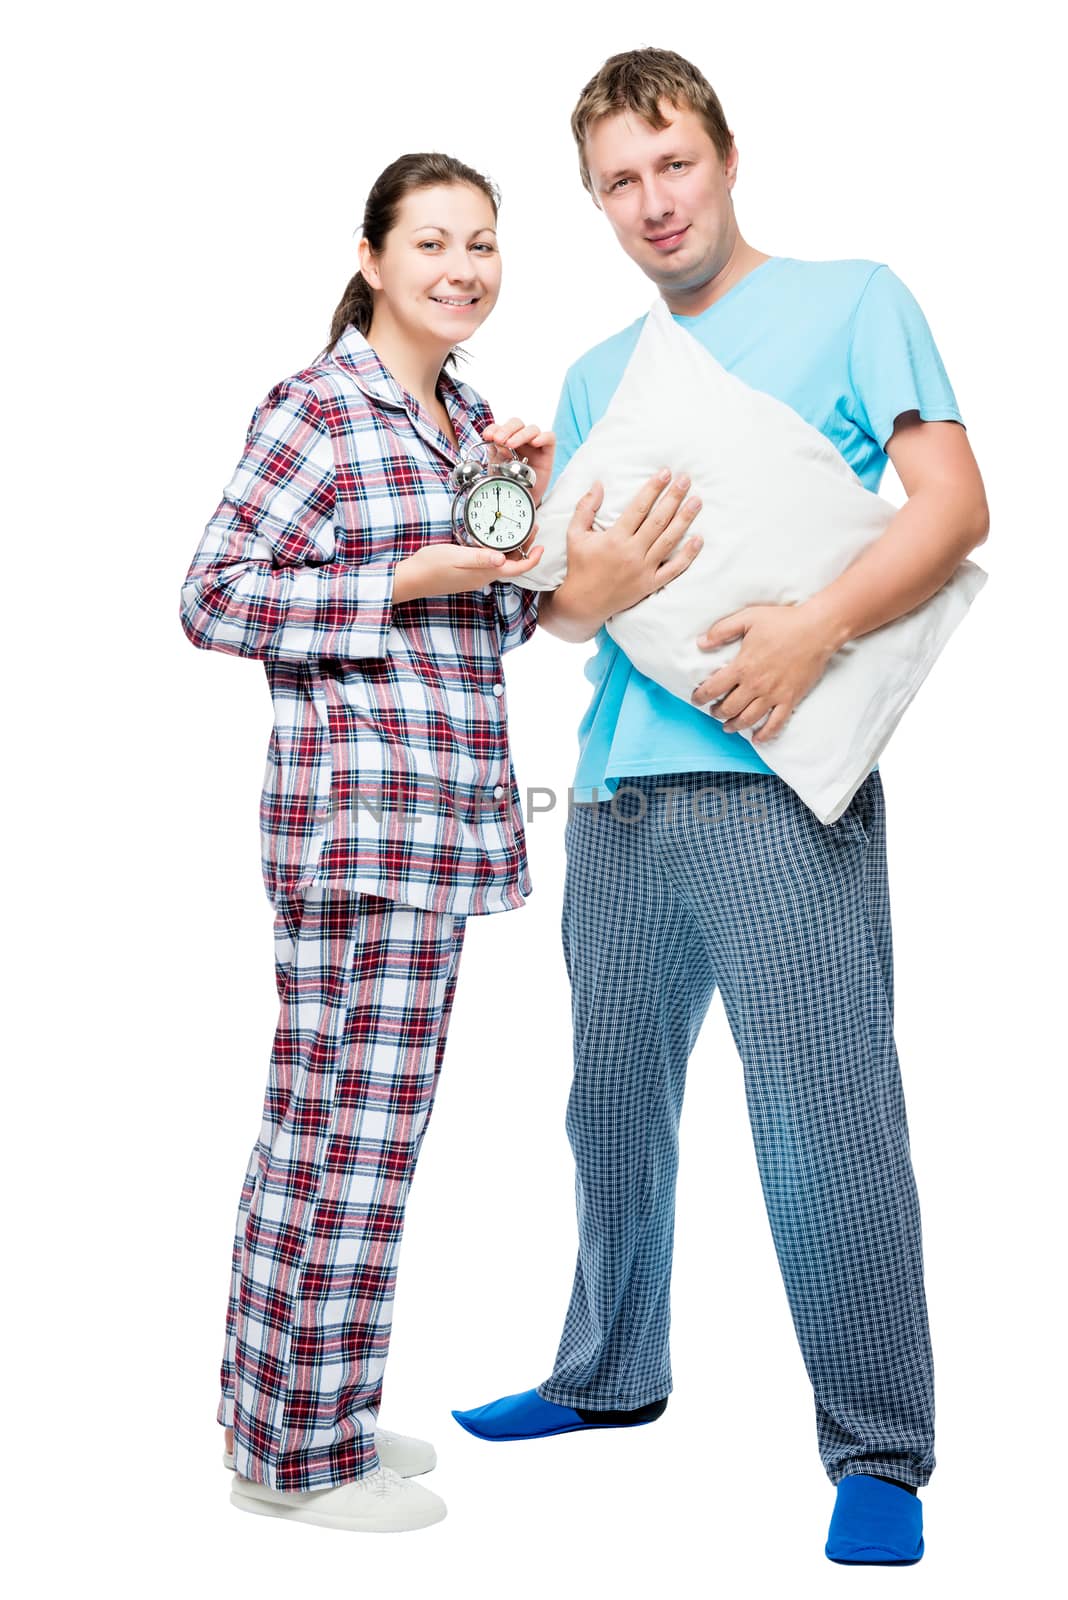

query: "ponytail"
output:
328 269 374 347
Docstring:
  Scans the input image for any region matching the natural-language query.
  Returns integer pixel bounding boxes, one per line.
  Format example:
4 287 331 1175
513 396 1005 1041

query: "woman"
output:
179 152 554 1533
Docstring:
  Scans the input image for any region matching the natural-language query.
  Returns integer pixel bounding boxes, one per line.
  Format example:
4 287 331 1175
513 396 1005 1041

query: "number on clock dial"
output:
467 480 533 548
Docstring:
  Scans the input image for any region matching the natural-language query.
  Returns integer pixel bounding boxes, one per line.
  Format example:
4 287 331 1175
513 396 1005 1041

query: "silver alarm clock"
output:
449 442 537 556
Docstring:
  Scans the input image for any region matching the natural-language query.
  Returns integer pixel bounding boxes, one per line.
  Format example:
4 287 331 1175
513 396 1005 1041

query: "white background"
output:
8 1 1063 1594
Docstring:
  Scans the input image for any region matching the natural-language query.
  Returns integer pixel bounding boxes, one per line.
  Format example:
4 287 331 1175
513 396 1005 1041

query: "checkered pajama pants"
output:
217 884 466 1491
536 769 936 1489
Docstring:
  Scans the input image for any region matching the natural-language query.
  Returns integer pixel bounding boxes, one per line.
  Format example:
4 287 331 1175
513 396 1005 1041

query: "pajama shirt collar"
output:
325 323 485 467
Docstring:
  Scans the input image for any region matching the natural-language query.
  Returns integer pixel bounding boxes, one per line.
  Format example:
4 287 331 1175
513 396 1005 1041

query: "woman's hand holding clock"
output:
482 419 556 507
393 539 544 603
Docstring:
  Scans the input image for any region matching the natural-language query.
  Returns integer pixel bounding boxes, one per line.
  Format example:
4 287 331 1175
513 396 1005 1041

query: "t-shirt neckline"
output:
668 255 784 323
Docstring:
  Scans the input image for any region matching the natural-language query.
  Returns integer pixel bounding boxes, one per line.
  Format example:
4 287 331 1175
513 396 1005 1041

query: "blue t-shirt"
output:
547 257 965 802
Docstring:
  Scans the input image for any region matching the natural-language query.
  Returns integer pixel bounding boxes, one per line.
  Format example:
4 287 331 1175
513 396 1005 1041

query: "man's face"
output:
583 98 738 295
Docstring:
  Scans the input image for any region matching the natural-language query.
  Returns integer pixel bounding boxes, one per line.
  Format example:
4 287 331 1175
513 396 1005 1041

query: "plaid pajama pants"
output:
217 883 466 1492
536 768 936 1490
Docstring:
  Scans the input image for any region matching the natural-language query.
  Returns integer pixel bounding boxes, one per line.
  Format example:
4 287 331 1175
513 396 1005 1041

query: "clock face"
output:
464 477 535 551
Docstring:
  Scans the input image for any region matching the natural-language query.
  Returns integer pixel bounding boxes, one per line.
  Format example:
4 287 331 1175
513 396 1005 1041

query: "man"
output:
453 47 988 1565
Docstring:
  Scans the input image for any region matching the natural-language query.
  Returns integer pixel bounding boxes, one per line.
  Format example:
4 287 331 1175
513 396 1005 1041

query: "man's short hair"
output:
571 46 733 197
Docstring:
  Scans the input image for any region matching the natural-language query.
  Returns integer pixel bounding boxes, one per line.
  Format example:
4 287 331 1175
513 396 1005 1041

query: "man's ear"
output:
724 137 739 192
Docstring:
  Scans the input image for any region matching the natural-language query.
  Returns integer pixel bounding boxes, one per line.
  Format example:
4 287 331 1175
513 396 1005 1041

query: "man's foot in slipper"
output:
451 1387 667 1441
825 1473 925 1565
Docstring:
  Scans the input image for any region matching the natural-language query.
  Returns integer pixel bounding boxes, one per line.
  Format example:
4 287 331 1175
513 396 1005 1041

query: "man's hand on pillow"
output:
566 472 704 621
482 420 556 507
691 602 842 743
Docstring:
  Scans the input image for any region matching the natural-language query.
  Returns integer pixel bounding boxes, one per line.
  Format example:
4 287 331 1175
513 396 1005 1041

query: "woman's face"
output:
361 182 502 348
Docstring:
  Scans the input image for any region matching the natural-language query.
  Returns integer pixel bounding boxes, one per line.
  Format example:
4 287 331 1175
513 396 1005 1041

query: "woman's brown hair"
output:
570 47 733 196
326 152 500 369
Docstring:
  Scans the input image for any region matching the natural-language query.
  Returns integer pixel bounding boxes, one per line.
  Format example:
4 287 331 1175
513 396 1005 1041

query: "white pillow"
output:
519 296 987 824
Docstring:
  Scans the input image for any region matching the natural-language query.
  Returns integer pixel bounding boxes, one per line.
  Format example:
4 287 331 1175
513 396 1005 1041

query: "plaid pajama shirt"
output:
180 323 539 917
182 326 538 1488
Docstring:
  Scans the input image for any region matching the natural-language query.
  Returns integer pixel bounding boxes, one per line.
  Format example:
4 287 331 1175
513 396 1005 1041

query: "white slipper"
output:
223 1427 436 1478
230 1465 445 1532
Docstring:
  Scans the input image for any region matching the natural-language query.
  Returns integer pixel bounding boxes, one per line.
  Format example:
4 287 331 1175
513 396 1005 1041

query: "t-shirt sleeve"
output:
546 364 592 493
846 265 964 450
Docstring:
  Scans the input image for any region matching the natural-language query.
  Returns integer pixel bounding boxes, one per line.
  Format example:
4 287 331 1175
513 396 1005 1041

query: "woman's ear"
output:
357 236 381 291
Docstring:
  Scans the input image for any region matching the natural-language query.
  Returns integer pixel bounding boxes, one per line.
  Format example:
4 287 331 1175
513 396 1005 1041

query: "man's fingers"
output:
721 696 768 732
618 469 674 533
646 497 703 566
691 660 740 706
650 535 703 590
635 476 697 552
754 708 787 743
569 482 604 534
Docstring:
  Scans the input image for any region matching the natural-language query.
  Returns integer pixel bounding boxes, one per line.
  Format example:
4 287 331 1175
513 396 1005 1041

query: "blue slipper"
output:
825 1474 924 1564
451 1387 663 1442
